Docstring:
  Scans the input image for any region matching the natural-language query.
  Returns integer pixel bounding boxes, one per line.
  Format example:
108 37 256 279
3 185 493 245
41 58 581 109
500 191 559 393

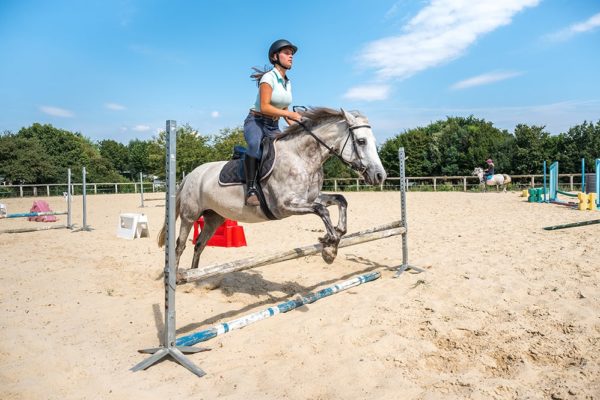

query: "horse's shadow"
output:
151 254 395 340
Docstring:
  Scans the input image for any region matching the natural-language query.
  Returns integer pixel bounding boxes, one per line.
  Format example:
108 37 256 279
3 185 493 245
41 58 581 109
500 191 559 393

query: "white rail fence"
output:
0 173 587 198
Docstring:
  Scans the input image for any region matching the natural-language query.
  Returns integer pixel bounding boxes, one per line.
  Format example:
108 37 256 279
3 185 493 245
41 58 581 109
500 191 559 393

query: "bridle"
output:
293 115 371 175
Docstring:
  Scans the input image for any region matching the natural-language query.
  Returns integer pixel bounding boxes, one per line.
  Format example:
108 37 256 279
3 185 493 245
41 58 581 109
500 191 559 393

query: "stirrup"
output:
245 191 260 206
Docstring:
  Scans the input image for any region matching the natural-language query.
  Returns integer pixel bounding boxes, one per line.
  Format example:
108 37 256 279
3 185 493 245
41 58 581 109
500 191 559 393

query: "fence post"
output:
140 172 145 208
334 179 338 192
433 178 437 192
82 167 89 231
67 169 72 229
94 184 97 194
463 177 467 191
569 175 573 191
47 185 50 196
530 176 534 187
356 178 360 191
115 183 118 194
19 185 23 197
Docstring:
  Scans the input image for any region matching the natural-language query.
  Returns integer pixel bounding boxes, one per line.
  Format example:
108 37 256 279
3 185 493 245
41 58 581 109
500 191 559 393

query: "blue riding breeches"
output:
243 112 281 159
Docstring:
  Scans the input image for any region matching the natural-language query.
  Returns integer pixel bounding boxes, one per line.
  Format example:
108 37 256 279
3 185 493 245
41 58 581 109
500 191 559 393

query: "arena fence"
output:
0 173 587 198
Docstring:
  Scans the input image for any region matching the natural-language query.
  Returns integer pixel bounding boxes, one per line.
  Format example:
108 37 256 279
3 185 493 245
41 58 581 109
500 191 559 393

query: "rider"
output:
243 39 303 206
484 158 495 180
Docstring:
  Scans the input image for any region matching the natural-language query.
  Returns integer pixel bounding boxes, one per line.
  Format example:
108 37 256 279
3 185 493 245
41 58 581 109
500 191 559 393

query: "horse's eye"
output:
357 138 367 146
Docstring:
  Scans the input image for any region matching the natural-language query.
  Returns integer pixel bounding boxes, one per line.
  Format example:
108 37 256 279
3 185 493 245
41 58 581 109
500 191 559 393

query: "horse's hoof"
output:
335 227 346 237
321 246 337 264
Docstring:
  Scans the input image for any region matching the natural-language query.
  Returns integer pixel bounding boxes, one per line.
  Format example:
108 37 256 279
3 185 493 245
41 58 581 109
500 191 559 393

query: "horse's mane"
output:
282 107 344 138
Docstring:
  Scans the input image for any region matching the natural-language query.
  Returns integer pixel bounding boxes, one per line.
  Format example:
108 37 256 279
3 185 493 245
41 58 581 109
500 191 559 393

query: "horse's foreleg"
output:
281 200 340 264
316 193 347 236
190 211 225 270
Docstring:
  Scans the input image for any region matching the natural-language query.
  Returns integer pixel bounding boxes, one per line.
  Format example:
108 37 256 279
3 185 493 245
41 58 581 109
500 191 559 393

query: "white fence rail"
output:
0 173 587 198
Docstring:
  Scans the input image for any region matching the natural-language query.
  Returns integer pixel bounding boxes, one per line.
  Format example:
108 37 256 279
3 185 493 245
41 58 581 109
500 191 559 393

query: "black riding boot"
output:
244 156 260 206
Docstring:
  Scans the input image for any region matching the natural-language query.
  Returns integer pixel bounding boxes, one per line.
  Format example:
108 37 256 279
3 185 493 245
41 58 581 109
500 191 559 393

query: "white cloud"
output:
344 84 391 101
105 102 126 111
545 12 600 42
358 0 539 80
133 125 151 132
451 70 523 90
39 106 74 118
211 111 220 118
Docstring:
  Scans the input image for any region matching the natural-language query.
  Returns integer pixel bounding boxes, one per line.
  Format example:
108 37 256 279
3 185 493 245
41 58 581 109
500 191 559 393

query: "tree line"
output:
1 117 598 185
379 116 599 177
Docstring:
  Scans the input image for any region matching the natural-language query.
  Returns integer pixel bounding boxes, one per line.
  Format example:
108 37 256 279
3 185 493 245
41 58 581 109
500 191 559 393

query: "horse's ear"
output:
341 108 357 126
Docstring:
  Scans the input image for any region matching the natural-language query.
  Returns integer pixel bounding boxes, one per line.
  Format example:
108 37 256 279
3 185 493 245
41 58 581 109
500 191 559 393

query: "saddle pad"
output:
218 138 277 186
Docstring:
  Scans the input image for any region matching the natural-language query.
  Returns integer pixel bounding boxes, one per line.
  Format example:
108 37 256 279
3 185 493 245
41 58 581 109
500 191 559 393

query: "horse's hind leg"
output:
190 210 225 270
175 215 196 275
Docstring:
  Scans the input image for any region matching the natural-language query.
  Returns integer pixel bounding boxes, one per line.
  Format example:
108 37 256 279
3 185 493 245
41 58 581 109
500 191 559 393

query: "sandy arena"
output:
0 191 598 399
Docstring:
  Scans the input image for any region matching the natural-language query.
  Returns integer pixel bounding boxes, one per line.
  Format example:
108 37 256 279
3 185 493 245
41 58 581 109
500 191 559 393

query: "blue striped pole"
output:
1 211 68 219
176 271 381 347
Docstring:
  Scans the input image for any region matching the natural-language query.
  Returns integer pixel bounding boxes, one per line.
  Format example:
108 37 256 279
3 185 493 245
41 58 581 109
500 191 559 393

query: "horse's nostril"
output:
376 172 383 181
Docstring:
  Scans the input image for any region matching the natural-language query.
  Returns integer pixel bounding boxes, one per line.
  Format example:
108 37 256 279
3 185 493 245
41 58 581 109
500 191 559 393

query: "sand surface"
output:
0 191 598 399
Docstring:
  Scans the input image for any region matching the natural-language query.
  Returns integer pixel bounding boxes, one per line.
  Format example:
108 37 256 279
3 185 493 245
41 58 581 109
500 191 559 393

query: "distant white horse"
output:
473 167 512 192
158 108 387 280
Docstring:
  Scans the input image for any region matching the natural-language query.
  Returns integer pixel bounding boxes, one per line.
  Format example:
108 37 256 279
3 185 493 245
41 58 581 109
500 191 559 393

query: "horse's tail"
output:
157 176 186 248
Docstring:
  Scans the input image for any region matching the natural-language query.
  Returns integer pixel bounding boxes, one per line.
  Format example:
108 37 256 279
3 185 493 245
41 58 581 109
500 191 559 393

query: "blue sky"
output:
0 0 599 144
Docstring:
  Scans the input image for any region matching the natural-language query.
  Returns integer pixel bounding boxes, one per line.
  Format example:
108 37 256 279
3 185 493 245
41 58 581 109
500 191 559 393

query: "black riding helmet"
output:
268 39 298 68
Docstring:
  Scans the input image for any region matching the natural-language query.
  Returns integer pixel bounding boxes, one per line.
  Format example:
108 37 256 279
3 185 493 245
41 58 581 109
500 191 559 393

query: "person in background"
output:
484 158 495 180
243 39 303 206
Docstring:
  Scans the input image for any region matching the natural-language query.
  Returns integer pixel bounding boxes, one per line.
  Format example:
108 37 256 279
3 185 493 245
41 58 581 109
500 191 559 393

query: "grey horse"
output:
158 107 387 279
473 167 512 192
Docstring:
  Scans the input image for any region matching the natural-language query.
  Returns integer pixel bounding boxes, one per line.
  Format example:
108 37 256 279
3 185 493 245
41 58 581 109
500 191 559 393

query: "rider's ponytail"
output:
250 66 271 86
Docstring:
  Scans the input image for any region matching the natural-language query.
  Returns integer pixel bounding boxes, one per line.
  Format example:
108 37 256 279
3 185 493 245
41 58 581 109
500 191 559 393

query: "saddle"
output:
218 136 278 219
218 136 277 186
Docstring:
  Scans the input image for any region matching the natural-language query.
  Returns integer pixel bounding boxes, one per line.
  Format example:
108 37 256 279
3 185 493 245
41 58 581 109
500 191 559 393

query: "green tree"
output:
0 123 124 183
150 124 212 179
323 157 357 179
553 121 600 173
0 132 56 183
379 127 435 177
379 116 512 177
510 124 553 174
127 139 152 178
435 116 512 175
208 127 246 161
98 139 129 174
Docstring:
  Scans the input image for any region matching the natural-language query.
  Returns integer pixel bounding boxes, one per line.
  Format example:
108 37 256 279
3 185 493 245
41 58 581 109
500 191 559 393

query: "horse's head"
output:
472 167 484 182
339 109 386 185
286 107 386 185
